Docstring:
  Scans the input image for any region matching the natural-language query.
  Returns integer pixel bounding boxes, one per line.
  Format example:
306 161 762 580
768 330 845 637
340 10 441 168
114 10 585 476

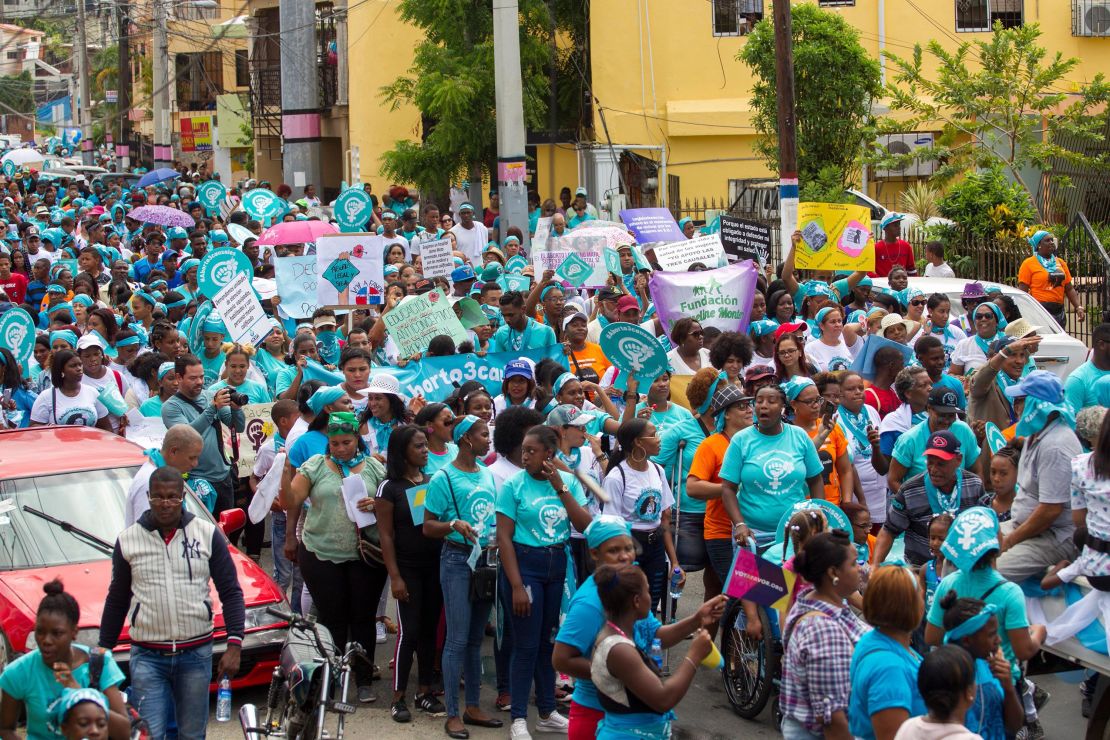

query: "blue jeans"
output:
633 532 667 614
129 642 213 740
501 542 565 721
441 545 494 718
271 510 292 590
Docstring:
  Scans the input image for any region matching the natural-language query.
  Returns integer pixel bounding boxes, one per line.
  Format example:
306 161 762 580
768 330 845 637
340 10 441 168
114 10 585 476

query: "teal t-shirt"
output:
718 425 823 534
210 378 271 404
423 442 459 480
199 350 226 388
426 464 498 547
489 317 557 354
1065 360 1110 413
891 419 981 481
496 469 587 547
848 629 926 740
254 349 288 397
640 404 705 514
0 644 125 740
138 394 164 418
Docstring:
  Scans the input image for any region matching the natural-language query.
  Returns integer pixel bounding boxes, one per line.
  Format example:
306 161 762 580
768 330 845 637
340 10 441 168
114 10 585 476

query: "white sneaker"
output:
375 621 387 644
535 710 569 733
510 718 533 740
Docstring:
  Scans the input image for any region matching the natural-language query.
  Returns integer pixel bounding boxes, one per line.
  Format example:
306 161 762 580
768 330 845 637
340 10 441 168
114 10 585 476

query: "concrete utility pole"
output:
75 0 93 165
116 1 131 172
152 0 172 169
492 0 530 249
279 0 322 195
773 0 798 248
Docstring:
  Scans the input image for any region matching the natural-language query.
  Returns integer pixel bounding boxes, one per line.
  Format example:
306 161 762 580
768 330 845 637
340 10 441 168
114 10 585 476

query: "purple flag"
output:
648 261 758 335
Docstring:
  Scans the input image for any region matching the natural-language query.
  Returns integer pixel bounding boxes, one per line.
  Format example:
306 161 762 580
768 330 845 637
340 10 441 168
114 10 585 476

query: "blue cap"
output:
167 226 188 241
1004 369 1065 403
162 250 179 262
504 359 533 380
880 212 906 230
210 230 229 244
451 265 476 282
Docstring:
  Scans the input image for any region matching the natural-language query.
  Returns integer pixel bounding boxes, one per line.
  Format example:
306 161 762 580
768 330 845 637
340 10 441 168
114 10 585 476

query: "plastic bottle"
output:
669 568 684 600
216 676 232 722
650 638 663 669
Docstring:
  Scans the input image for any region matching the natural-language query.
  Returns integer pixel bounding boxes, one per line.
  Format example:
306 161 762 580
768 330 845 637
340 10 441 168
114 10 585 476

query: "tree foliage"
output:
739 3 882 192
877 22 1110 217
0 72 33 116
379 0 588 202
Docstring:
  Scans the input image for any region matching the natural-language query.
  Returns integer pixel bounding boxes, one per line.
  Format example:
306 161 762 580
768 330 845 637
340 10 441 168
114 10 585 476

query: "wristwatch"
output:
556 486 570 496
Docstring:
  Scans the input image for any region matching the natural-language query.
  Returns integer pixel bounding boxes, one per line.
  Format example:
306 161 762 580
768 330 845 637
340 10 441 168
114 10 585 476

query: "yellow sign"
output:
795 202 875 272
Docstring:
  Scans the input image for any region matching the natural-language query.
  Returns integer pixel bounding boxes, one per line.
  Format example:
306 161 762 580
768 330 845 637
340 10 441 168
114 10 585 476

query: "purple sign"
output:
647 261 758 335
619 207 685 244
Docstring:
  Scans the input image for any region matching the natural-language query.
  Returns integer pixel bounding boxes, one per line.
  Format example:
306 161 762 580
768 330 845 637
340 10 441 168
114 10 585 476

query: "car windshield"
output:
945 291 1062 335
0 467 213 569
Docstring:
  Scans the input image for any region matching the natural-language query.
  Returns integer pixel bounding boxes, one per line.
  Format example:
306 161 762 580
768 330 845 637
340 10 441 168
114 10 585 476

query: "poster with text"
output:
315 233 385 307
212 272 272 346
420 238 454 280
794 202 875 271
273 256 319 318
648 261 758 335
651 233 726 272
382 289 468 357
620 207 685 244
530 230 609 288
720 215 772 267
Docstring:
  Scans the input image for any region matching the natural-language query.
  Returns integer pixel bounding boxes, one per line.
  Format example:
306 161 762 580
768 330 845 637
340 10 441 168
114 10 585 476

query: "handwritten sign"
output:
531 231 608 288
795 202 875 271
315 233 385 307
619 207 685 244
273 256 318 318
720 216 772 267
322 257 358 293
382 289 468 357
212 272 271 346
420 237 454 280
651 233 725 272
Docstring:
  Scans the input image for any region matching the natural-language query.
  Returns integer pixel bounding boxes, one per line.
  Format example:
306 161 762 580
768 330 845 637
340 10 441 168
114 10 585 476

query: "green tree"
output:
0 72 33 116
739 3 882 198
379 0 587 206
878 22 1110 218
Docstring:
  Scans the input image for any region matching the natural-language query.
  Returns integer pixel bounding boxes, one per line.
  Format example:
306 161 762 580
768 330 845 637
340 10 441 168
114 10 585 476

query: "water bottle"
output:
650 638 663 669
216 676 232 722
669 568 684 600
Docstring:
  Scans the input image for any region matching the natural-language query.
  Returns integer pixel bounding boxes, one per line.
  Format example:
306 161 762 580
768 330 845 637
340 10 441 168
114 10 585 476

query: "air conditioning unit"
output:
873 133 937 179
1074 1 1110 36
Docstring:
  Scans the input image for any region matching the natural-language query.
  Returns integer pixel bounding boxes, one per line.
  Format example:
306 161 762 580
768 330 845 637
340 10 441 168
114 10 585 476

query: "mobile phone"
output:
821 399 836 420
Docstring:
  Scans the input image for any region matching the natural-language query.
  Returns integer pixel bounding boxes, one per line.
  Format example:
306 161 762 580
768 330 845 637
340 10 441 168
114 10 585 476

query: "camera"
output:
228 391 250 407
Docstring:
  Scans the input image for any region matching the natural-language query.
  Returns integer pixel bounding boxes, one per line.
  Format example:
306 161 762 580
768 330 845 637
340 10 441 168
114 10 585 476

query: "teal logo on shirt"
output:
56 405 98 426
538 503 567 539
634 488 662 522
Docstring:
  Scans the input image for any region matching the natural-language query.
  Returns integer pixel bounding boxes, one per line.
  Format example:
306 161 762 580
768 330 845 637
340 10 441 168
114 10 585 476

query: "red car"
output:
0 426 288 688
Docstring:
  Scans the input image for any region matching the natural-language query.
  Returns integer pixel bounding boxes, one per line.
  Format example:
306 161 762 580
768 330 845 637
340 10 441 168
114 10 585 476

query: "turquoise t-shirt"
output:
254 350 288 397
496 469 587 547
555 574 662 711
640 404 705 514
199 350 226 388
210 378 271 404
138 394 164 418
1065 360 1110 413
489 317 557 354
424 442 459 478
891 419 981 482
717 425 823 534
848 630 926 740
0 644 125 740
426 464 498 547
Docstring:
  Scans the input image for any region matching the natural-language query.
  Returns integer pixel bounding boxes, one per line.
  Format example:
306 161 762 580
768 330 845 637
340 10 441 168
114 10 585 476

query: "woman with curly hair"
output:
709 331 753 387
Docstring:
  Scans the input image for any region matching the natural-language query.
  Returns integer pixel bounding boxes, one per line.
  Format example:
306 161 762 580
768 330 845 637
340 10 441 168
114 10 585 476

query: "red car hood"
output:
0 548 284 638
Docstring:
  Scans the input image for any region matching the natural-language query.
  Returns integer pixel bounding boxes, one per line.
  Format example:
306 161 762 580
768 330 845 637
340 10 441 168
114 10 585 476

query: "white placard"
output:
652 233 726 272
420 237 454 280
125 415 167 450
315 233 386 307
341 474 376 528
212 272 272 346
248 451 285 524
530 230 609 288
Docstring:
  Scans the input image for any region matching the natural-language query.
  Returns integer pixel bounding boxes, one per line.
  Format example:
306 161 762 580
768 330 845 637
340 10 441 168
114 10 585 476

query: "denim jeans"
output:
500 542 565 721
781 716 823 740
705 538 736 586
129 642 213 740
441 545 494 717
633 532 667 614
271 510 293 590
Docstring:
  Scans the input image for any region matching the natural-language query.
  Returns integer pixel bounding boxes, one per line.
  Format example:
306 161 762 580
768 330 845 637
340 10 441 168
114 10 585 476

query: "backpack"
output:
88 648 151 740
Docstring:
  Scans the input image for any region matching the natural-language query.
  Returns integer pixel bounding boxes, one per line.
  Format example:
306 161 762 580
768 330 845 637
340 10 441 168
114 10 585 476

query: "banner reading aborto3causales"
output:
647 260 759 335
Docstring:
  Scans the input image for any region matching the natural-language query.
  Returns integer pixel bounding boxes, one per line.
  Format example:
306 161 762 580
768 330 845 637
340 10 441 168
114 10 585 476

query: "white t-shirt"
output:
381 233 410 260
450 221 489 265
805 336 859 372
493 395 535 417
892 716 982 740
30 385 107 426
286 416 310 449
950 335 989 373
666 347 711 375
126 460 157 528
487 456 523 490
81 368 124 431
923 261 956 278
602 461 674 532
838 404 888 523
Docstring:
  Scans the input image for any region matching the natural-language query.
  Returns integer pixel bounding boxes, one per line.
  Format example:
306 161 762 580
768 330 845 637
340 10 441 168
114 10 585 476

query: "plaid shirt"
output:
885 471 985 565
780 592 871 733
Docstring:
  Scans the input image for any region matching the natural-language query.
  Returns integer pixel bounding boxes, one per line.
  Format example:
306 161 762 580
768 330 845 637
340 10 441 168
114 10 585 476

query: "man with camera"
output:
162 354 246 515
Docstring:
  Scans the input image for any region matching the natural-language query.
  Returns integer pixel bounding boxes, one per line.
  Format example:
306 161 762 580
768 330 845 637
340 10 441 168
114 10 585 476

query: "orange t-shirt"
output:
1018 256 1071 304
568 342 612 380
688 433 733 540
801 422 850 505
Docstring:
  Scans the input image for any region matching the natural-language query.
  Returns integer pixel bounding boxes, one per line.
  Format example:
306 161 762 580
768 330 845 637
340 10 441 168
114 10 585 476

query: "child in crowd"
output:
893 645 982 739
919 513 954 613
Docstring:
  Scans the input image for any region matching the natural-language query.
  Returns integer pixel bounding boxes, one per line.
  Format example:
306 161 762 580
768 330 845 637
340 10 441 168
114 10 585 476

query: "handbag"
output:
357 522 385 566
446 471 498 602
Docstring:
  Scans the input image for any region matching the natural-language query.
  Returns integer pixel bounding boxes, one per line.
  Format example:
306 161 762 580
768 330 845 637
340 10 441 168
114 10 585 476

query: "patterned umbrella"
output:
128 205 196 228
567 222 635 250
256 220 338 246
0 149 44 167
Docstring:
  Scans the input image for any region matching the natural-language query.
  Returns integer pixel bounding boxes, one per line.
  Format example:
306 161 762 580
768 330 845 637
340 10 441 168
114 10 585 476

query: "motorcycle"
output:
240 607 367 740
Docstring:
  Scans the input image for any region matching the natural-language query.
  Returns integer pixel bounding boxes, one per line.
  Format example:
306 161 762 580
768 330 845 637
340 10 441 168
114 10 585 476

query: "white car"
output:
870 277 1089 378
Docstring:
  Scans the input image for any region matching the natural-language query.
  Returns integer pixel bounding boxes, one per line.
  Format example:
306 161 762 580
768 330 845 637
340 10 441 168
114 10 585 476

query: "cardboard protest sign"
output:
382 289 468 357
532 217 551 254
619 207 685 243
499 274 532 293
229 402 276 477
531 231 608 288
273 256 319 318
420 238 454 280
720 215 772 267
212 273 272 346
651 233 726 272
315 233 385 307
795 202 875 271
197 248 254 300
647 261 757 334
454 298 489 330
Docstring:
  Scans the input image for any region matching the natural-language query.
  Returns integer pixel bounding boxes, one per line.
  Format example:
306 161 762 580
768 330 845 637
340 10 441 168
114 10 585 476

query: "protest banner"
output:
531 230 608 288
316 233 385 307
720 215 772 267
651 233 726 272
600 322 670 381
647 261 758 335
273 256 318 318
384 344 566 402
334 188 374 232
382 289 468 357
619 207 685 243
229 402 276 477
197 248 254 300
795 202 875 271
420 237 454 279
212 272 271 346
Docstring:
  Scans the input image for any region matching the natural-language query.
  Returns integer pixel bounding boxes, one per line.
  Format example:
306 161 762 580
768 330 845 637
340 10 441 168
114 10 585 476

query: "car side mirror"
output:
218 508 246 536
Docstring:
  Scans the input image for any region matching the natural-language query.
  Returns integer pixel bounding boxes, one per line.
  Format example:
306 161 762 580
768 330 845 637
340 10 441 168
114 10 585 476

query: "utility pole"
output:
75 0 93 165
773 0 798 250
279 0 322 197
116 1 131 172
492 0 530 249
152 0 172 170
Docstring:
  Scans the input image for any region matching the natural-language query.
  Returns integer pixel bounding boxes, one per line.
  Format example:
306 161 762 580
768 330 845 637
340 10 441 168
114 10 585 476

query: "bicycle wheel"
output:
721 599 777 719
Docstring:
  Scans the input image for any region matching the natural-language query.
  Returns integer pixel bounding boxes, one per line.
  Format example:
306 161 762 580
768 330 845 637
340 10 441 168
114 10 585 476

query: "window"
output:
818 0 855 5
956 0 1023 32
235 49 249 88
712 0 763 37
5 51 16 60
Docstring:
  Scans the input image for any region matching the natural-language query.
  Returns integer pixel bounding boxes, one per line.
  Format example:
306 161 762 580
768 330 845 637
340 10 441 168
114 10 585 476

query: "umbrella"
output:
256 220 337 246
567 224 635 250
128 205 196 228
137 167 180 188
1 149 44 167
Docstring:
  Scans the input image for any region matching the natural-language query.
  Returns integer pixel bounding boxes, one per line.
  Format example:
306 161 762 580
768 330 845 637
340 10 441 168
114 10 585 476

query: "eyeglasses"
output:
974 312 995 321
778 348 799 357
689 330 704 338
149 494 183 505
797 395 822 406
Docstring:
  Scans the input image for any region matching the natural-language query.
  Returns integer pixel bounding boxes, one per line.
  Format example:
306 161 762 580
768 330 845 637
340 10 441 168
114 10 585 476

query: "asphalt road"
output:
205 554 1090 739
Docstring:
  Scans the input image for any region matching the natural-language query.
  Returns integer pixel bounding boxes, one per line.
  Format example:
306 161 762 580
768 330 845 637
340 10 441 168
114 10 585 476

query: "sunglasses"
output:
328 421 359 435
910 299 926 307
975 312 995 320
689 330 704 338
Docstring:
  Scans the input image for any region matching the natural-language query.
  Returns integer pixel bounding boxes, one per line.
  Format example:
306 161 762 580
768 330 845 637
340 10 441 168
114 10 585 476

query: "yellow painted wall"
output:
531 144 580 202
